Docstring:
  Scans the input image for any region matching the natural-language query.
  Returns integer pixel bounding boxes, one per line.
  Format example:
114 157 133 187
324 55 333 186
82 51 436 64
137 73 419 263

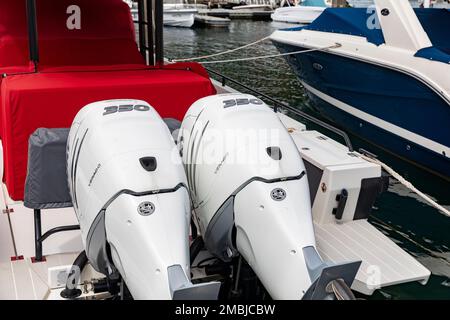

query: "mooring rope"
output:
171 35 272 62
360 154 450 217
195 44 341 64
171 34 341 64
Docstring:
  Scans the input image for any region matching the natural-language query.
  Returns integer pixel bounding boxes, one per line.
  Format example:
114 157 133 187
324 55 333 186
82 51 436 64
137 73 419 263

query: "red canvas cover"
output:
36 0 144 68
1 65 216 200
0 1 29 70
0 0 217 201
0 0 143 70
0 0 144 133
0 0 146 143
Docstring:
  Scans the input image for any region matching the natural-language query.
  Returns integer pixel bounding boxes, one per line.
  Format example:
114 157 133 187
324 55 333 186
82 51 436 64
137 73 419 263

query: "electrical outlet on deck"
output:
48 265 74 289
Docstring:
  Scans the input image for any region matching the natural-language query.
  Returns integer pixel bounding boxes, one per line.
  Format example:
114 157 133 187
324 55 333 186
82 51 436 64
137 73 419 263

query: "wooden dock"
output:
198 8 273 20
194 14 231 27
192 1 276 9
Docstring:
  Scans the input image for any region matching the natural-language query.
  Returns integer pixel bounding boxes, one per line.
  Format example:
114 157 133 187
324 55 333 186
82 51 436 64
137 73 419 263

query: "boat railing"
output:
206 68 354 152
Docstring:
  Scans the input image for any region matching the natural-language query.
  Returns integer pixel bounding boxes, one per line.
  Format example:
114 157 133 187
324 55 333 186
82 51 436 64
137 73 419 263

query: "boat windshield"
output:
301 0 328 7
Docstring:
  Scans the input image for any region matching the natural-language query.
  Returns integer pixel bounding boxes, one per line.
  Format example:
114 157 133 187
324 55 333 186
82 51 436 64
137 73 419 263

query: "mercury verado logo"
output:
138 201 155 216
271 188 286 201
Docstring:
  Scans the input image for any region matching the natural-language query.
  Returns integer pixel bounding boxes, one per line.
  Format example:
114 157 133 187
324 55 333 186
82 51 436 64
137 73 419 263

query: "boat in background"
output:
431 0 450 7
271 0 450 179
164 1 198 27
271 0 329 24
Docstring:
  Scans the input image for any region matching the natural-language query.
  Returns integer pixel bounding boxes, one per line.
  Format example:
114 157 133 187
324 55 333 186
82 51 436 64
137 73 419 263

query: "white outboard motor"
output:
178 94 361 300
67 99 220 300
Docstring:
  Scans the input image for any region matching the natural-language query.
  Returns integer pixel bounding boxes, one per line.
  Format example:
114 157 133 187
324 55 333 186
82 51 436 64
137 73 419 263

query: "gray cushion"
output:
24 128 73 209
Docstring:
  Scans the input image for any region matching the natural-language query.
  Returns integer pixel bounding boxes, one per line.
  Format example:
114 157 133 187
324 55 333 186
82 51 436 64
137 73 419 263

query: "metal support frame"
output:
134 0 160 66
33 209 80 262
26 0 39 70
154 0 164 65
146 0 155 66
137 0 147 60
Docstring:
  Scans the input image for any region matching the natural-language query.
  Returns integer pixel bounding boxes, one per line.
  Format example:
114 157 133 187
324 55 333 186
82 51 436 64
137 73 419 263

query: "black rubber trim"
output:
233 171 306 197
303 159 323 204
87 183 188 238
85 183 188 269
203 171 306 260
100 183 188 211
354 177 383 220
198 170 306 211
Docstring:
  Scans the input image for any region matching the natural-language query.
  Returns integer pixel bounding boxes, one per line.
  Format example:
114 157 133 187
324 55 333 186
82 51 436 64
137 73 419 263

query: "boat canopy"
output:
301 0 328 7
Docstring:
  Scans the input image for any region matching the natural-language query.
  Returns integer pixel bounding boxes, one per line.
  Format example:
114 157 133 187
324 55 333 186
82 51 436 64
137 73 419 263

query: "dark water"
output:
164 21 450 300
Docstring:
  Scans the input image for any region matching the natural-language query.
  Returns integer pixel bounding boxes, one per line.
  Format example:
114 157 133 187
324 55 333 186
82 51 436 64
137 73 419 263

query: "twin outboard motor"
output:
178 94 361 300
67 99 220 300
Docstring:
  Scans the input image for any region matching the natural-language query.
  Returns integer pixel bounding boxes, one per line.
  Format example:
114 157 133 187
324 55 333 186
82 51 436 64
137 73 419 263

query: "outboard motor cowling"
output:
67 99 220 300
178 94 360 300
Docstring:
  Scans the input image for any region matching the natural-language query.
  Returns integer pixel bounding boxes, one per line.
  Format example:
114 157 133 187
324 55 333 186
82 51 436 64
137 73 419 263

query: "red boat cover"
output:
0 0 143 70
0 0 217 200
1 65 216 200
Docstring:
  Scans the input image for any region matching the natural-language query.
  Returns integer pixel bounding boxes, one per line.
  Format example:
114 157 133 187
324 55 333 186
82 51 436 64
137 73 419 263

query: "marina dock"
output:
194 14 231 27
198 8 273 20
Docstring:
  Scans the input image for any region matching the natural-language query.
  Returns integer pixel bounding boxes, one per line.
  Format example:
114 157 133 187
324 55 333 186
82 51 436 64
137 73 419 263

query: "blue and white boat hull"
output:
305 78 449 178
271 1 450 179
272 43 450 178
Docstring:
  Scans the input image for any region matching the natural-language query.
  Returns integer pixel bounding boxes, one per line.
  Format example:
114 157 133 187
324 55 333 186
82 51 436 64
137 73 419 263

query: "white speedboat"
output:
164 2 198 28
271 0 329 24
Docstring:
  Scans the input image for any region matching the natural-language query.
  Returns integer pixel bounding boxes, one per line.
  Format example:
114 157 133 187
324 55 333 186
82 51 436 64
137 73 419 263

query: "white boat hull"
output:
132 6 197 28
164 10 196 27
163 5 197 28
271 6 325 24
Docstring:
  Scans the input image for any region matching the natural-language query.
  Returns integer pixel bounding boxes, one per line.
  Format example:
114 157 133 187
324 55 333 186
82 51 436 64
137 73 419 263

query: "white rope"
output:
360 154 450 217
171 35 271 62
194 44 341 64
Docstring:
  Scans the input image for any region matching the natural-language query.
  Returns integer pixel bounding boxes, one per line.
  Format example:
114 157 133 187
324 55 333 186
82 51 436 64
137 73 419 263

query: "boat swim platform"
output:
314 220 430 295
